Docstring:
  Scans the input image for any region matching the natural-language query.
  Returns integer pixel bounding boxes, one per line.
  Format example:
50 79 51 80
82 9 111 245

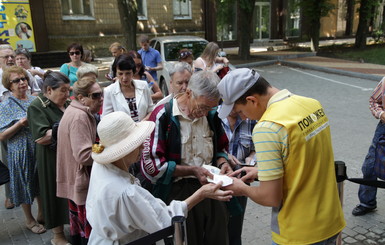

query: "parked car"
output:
150 35 208 95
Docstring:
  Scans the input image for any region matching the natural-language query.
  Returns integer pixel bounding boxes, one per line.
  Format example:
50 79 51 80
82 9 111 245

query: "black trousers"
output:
167 178 229 245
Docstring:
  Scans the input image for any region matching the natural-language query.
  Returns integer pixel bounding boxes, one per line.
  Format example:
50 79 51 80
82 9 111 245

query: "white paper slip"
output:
202 165 221 175
207 174 233 187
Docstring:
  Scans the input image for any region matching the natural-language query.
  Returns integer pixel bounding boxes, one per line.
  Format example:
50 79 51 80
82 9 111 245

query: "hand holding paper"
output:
203 165 233 187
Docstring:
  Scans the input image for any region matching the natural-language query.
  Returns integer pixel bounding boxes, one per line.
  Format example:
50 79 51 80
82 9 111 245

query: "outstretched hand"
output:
200 182 233 201
229 167 258 183
193 166 213 185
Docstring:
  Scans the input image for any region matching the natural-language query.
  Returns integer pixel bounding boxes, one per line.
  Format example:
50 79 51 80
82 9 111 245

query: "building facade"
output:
25 0 384 56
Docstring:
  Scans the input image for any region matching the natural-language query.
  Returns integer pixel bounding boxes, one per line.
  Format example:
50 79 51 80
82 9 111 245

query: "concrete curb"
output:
234 60 277 69
256 52 317 61
280 60 383 81
234 58 383 82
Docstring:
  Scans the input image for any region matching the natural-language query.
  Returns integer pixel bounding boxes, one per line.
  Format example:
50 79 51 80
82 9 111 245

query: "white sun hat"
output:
92 111 155 164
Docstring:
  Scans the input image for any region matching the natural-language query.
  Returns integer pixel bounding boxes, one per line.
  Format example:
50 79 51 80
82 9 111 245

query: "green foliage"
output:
238 0 255 13
299 0 335 22
332 45 385 65
372 29 384 43
356 0 380 21
217 0 236 28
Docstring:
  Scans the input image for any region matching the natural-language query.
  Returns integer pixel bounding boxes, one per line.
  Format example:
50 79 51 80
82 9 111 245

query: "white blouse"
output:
86 162 187 245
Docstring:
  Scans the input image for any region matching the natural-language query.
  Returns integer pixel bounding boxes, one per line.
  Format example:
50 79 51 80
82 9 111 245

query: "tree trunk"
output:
116 0 138 50
238 0 256 60
308 1 322 51
345 0 354 36
355 0 371 49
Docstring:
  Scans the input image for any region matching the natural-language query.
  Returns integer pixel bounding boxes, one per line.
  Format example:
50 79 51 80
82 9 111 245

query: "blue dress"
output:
0 95 37 206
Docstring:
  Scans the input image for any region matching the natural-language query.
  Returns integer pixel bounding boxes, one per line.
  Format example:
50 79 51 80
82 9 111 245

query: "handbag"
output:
374 135 385 180
0 160 10 185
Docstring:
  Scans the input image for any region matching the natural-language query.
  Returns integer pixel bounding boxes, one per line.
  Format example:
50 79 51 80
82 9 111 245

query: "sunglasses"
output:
136 63 142 68
69 51 81 56
88 92 103 100
11 77 27 84
179 51 192 59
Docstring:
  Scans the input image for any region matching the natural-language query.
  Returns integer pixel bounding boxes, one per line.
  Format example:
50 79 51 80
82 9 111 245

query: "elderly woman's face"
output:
9 72 28 95
15 54 30 69
47 83 70 107
82 83 103 114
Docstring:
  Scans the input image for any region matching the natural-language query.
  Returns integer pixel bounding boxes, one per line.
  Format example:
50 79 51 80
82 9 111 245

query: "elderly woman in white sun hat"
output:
86 111 233 245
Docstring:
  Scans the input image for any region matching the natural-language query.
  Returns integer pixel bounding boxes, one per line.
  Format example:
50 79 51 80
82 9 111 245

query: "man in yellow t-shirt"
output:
217 68 345 245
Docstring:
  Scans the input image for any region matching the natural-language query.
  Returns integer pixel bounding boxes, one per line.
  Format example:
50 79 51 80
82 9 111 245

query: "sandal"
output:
4 198 15 209
26 222 46 234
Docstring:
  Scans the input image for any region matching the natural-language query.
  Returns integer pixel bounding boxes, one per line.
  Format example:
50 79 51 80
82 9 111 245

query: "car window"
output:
150 40 156 47
154 42 161 53
163 41 208 61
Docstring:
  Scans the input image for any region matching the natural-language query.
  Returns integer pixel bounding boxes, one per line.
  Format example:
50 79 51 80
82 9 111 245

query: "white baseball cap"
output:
217 68 260 119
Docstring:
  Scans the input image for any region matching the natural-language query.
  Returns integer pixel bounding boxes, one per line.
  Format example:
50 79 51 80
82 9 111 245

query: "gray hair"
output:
169 62 192 78
0 44 13 51
15 48 31 60
76 63 98 79
188 71 220 100
138 34 149 44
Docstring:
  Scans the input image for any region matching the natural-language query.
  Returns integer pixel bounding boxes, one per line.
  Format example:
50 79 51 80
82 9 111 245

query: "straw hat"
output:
92 111 155 164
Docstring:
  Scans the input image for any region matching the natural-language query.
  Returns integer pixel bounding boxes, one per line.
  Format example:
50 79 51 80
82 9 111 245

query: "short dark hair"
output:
43 70 70 93
67 43 84 57
112 54 136 77
235 76 272 105
127 50 145 76
15 48 31 60
138 34 149 44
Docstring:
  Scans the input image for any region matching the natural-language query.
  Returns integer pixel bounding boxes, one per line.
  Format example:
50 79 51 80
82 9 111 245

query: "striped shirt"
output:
253 90 291 181
369 77 385 119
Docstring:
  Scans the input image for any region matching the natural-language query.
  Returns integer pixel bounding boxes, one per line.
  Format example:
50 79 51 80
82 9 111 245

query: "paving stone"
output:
355 234 366 241
344 237 358 243
343 227 358 237
364 239 378 245
366 231 380 240
352 226 369 234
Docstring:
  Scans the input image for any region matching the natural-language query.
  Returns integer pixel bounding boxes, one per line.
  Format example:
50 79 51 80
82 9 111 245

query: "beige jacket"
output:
56 100 96 205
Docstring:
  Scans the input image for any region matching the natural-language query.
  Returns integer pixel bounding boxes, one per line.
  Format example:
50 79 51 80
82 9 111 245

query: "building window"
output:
173 0 191 20
137 0 148 20
61 0 94 20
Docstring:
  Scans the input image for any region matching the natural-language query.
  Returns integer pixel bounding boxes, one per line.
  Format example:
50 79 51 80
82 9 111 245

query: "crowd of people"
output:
0 35 351 245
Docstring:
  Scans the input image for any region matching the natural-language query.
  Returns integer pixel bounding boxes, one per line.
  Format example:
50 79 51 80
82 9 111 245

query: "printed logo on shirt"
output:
297 108 328 141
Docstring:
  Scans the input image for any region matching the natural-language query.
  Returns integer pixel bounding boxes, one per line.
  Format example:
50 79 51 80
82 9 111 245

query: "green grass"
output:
318 44 385 65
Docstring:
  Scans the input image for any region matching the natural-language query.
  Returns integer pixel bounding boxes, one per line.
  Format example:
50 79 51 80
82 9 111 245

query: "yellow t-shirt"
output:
254 90 345 244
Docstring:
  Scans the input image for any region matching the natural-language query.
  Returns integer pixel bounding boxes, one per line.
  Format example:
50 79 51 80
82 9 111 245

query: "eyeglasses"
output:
0 55 15 59
69 51 81 56
11 77 27 84
88 92 103 100
192 95 217 115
